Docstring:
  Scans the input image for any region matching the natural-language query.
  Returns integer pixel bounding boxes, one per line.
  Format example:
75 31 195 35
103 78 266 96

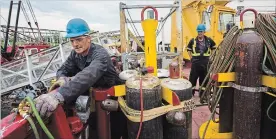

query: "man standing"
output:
34 18 127 138
187 24 216 103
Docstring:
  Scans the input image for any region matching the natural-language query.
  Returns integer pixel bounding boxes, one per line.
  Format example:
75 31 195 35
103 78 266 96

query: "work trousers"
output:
189 60 208 97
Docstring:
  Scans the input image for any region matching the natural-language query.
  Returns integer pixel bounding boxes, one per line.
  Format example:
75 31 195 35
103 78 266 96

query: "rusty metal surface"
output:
163 79 193 139
169 61 180 79
233 29 263 139
126 85 163 139
95 101 111 139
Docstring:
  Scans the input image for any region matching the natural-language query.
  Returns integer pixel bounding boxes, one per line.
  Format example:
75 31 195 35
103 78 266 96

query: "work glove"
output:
49 77 72 92
34 90 64 117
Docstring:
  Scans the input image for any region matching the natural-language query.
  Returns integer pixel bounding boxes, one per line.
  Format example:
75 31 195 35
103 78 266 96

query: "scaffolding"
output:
0 30 122 95
118 0 184 75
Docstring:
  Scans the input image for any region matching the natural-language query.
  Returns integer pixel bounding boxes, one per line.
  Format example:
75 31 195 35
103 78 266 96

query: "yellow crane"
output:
170 0 236 60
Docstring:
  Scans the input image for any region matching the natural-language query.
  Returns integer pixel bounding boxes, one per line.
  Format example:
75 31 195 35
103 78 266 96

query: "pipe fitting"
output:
166 110 186 126
101 99 119 112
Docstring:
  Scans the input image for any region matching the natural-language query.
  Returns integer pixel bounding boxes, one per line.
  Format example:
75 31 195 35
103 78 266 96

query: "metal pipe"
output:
3 28 35 40
1 25 66 32
24 49 34 85
122 4 179 9
126 19 162 23
0 30 30 42
176 0 183 78
3 0 13 52
37 48 60 82
162 8 176 22
95 101 111 139
11 0 22 57
119 2 127 53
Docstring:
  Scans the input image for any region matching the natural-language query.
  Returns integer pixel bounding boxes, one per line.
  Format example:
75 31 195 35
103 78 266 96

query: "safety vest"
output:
191 38 211 57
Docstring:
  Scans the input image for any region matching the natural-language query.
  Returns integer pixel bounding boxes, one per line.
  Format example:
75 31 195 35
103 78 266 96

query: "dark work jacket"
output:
187 36 216 64
57 43 123 104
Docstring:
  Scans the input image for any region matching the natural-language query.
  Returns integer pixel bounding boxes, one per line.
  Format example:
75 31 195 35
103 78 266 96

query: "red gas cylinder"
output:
233 8 263 139
169 61 180 79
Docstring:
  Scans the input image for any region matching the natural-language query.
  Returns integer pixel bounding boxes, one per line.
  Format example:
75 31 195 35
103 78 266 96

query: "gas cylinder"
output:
169 61 180 79
125 69 163 139
162 61 193 139
233 9 264 139
233 30 263 139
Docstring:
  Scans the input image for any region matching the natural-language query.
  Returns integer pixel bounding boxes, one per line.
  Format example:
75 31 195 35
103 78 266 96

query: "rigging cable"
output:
25 0 43 42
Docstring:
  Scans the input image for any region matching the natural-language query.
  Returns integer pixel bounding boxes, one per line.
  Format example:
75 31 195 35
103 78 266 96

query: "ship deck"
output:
183 65 215 139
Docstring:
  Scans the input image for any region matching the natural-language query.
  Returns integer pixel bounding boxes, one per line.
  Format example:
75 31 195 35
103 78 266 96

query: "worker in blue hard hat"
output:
34 18 127 139
187 24 216 103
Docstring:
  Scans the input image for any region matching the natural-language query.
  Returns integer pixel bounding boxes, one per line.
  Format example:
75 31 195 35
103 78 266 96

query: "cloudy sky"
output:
0 0 174 43
0 0 275 43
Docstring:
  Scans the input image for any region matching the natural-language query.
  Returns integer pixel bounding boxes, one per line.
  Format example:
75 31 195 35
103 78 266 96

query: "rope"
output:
118 96 195 122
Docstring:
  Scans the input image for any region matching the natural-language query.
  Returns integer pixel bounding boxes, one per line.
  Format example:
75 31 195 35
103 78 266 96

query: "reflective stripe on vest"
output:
191 39 211 57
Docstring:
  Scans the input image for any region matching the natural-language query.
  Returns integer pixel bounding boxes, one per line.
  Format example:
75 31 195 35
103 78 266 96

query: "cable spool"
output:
126 73 163 139
161 78 193 139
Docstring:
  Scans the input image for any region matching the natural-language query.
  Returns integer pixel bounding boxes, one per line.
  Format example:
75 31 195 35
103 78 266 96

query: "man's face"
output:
70 35 91 54
198 31 205 38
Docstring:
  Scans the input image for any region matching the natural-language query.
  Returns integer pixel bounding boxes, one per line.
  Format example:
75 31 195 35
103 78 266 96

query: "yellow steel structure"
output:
199 119 233 139
170 0 236 60
106 84 182 105
141 19 158 76
216 72 235 82
215 72 276 89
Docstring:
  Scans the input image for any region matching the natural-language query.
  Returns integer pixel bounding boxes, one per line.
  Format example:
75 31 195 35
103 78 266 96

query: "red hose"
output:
136 77 144 139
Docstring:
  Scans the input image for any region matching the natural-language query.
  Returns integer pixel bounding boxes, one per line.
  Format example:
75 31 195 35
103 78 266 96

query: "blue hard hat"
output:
196 24 206 32
65 18 90 38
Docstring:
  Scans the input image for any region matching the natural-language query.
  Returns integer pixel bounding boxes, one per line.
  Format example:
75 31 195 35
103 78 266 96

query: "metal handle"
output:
141 6 158 21
239 8 258 29
240 8 258 21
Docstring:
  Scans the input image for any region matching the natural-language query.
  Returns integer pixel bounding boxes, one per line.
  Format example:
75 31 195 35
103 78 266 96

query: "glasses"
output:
70 35 88 44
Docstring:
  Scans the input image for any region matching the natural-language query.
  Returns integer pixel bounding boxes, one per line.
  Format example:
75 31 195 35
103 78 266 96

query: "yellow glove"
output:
49 77 72 92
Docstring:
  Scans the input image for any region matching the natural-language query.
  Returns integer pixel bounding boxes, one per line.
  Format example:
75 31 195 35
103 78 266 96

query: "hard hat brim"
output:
65 31 89 38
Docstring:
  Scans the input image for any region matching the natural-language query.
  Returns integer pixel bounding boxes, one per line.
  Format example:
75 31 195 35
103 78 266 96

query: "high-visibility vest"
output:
191 38 211 57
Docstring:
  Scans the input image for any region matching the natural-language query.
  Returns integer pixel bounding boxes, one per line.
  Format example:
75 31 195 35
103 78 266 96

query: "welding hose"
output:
267 100 276 122
25 96 55 139
256 13 276 122
26 116 40 139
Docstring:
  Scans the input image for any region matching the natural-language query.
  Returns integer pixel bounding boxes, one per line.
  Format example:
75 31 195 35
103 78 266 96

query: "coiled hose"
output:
255 13 276 122
201 13 276 138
